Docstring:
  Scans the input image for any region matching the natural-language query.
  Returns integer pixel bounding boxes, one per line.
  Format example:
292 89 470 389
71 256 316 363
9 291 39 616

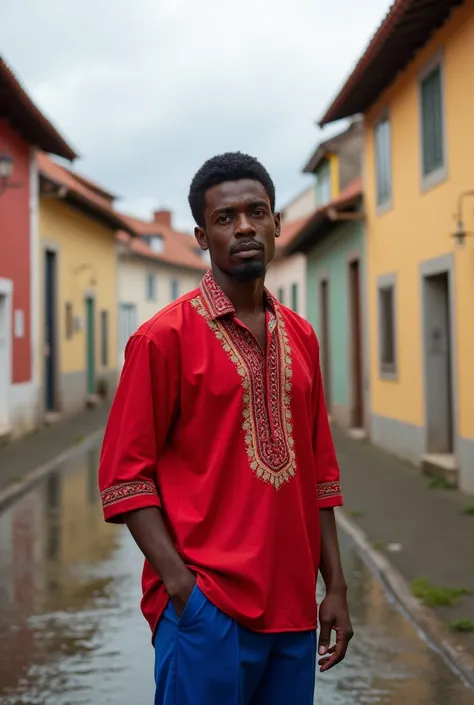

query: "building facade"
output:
288 180 366 432
38 154 133 416
265 188 317 318
320 0 474 493
0 57 75 439
117 210 208 366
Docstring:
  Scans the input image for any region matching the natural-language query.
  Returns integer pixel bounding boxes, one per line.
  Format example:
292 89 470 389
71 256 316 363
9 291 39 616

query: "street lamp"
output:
451 190 474 247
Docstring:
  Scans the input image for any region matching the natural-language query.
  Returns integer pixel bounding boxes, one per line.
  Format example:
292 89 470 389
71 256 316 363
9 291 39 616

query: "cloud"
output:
0 0 388 230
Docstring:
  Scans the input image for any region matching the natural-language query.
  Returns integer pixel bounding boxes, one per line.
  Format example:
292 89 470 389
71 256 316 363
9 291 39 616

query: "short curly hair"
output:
188 152 276 228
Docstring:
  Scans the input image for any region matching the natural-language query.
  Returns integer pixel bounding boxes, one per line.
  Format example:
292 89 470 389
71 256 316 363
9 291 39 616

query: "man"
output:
99 152 353 704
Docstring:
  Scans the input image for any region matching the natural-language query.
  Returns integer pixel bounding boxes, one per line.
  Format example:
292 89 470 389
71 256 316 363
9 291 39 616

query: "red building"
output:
0 57 76 438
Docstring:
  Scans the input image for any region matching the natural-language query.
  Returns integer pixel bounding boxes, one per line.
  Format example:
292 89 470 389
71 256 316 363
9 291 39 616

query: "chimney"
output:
153 209 172 228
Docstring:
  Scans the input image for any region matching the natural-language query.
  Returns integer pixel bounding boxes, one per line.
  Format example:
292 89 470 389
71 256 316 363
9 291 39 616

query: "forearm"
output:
319 508 347 593
124 506 191 597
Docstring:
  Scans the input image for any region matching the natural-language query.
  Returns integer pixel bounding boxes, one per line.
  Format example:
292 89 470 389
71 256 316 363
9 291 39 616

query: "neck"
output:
211 265 266 315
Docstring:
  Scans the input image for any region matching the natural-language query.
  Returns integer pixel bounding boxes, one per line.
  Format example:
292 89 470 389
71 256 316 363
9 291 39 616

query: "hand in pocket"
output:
169 570 196 618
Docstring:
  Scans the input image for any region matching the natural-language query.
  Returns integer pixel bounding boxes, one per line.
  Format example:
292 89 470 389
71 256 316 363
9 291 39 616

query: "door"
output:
0 291 10 430
423 272 453 453
349 259 364 428
44 251 57 412
85 297 96 395
319 278 332 412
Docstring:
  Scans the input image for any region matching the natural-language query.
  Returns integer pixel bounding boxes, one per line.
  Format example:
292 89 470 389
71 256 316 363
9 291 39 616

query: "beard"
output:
230 260 267 282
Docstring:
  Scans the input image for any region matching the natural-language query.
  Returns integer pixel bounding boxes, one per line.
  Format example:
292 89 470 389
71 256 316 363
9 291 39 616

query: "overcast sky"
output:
1 0 388 231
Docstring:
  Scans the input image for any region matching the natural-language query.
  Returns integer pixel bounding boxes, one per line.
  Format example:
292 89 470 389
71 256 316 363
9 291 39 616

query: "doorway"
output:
423 271 454 454
0 281 12 433
349 259 364 429
319 278 332 412
44 250 57 412
85 297 95 396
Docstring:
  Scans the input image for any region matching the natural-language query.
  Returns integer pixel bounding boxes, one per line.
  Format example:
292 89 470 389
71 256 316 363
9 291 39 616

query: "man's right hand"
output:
167 569 196 618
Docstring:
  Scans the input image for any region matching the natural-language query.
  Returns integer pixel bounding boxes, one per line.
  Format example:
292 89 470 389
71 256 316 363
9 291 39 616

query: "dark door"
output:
424 272 453 453
320 279 331 412
44 251 57 411
85 298 95 395
349 259 364 428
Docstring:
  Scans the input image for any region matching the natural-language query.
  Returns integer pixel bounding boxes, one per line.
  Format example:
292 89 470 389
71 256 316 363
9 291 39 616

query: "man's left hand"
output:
317 590 353 672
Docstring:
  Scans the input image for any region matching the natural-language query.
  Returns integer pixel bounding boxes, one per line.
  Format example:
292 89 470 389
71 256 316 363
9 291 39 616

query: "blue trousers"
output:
154 584 316 705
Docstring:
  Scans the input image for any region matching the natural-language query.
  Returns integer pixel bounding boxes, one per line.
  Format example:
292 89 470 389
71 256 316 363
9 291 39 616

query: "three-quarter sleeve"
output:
310 330 343 508
98 332 179 523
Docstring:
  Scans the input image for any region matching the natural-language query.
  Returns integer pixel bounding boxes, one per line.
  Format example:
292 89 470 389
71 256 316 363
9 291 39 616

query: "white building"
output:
117 209 208 366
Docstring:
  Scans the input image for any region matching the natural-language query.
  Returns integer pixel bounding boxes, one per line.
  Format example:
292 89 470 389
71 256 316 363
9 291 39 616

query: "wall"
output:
117 255 203 362
39 198 118 414
338 120 364 192
265 253 307 319
282 186 316 222
364 0 474 491
0 124 40 438
306 220 365 427
0 121 32 384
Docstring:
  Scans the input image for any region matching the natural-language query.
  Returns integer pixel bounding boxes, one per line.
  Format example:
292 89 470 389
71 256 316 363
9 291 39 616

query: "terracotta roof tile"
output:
38 152 135 234
0 56 77 160
118 214 209 272
319 0 462 125
285 177 363 254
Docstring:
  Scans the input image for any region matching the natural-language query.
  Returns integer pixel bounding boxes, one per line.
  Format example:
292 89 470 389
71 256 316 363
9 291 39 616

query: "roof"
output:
302 121 360 173
63 168 117 203
118 214 209 272
319 0 463 126
38 152 136 234
274 214 313 259
0 57 77 160
286 178 363 254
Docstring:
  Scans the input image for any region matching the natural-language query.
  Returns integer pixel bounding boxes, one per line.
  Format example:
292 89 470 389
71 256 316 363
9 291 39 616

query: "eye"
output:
218 214 232 224
252 208 264 217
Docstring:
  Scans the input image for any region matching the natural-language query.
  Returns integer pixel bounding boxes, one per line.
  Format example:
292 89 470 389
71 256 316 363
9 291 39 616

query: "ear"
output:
194 226 209 251
274 212 282 239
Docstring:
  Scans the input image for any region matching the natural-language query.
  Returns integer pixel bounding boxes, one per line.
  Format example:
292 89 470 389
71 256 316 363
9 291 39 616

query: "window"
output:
149 236 164 254
170 278 179 301
101 310 109 367
146 272 157 301
378 276 397 377
291 283 298 313
65 302 73 339
315 160 332 206
374 115 392 208
420 60 445 185
277 287 285 304
119 303 138 353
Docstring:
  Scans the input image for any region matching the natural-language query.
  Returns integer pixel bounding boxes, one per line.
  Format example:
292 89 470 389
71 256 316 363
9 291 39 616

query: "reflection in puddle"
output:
0 443 472 704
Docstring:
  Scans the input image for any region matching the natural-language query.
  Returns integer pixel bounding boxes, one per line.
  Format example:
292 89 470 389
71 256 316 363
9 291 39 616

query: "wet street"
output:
0 444 472 705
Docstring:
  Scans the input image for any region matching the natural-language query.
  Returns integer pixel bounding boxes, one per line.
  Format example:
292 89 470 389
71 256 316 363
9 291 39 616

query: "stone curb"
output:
335 507 474 690
0 428 105 510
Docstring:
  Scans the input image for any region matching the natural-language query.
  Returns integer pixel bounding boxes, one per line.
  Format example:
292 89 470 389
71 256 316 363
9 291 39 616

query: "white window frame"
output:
418 49 448 192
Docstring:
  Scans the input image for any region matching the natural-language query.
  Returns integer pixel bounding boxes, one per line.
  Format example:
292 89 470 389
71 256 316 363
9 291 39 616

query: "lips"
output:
232 242 263 254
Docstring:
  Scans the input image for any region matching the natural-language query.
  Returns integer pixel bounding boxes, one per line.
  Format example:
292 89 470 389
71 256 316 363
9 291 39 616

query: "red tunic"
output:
99 271 342 637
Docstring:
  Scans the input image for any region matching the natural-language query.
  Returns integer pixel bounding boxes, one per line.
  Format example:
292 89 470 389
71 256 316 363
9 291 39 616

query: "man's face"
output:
195 179 280 282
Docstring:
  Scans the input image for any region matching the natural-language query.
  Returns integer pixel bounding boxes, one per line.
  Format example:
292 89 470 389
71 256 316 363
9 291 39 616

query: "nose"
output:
235 214 256 237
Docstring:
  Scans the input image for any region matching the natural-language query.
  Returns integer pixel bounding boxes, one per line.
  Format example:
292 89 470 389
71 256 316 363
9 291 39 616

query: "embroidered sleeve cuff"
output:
317 480 343 508
101 480 162 523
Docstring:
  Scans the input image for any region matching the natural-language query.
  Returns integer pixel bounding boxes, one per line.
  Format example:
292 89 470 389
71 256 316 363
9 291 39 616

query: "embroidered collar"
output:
199 270 277 321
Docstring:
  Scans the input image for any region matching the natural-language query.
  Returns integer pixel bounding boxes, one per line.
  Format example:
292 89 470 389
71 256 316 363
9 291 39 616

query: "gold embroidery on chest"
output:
191 295 296 489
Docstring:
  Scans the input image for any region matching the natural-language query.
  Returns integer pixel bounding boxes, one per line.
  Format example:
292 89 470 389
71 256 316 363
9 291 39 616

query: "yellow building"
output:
320 0 474 494
38 153 135 417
